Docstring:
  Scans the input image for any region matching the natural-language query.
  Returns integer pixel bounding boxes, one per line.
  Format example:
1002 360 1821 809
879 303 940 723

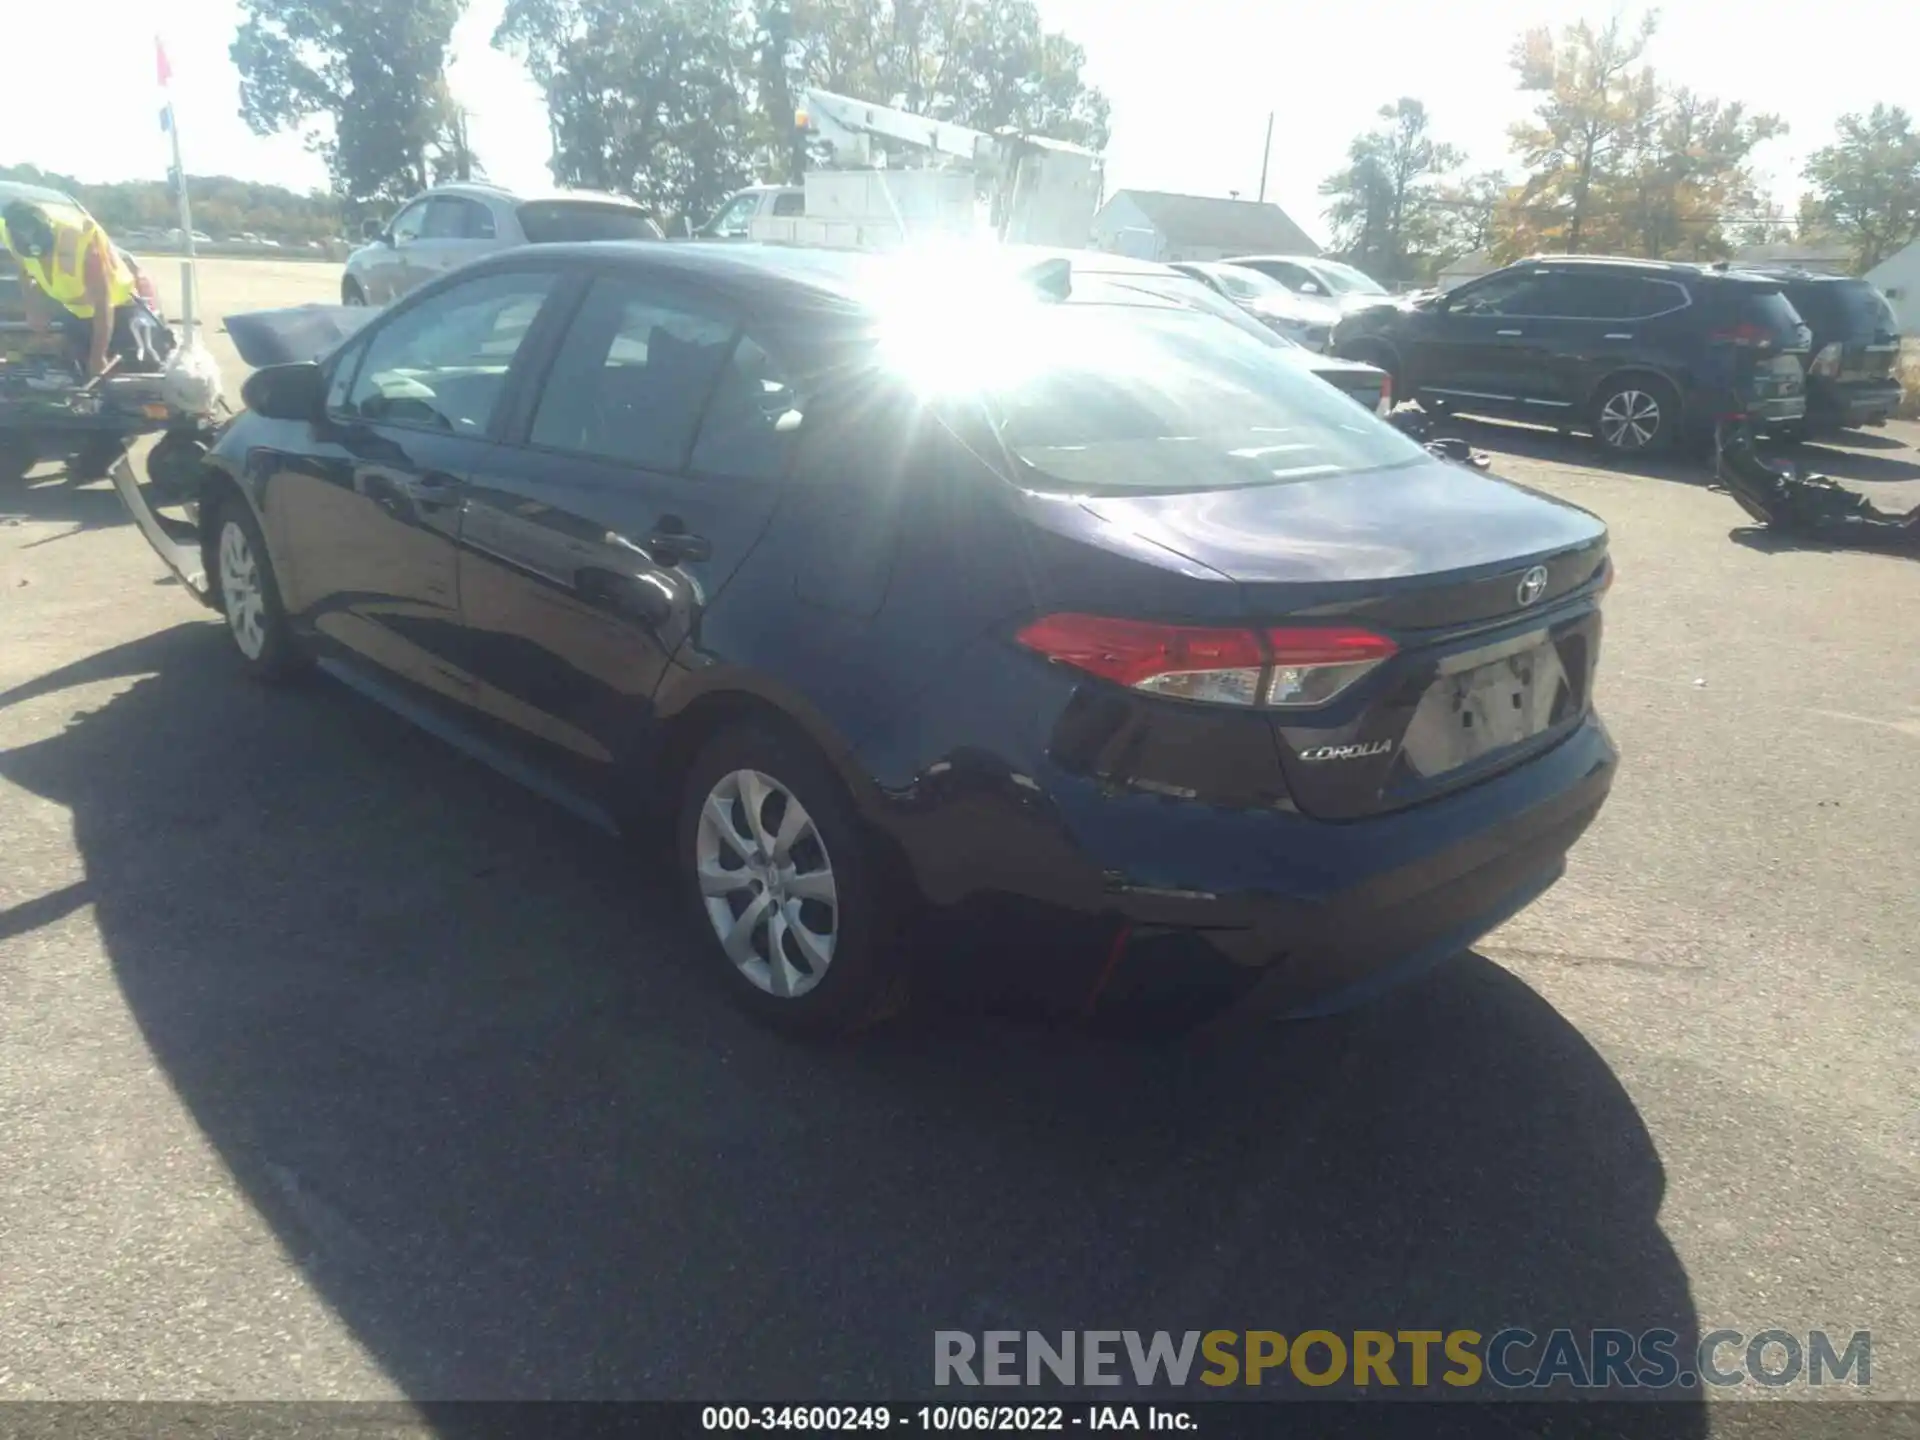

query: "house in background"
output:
1865 238 1920 337
1090 190 1319 264
1436 250 1497 291
1730 237 1853 274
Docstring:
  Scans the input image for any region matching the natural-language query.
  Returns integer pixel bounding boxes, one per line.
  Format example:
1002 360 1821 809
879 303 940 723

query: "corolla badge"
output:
1299 739 1396 763
1516 565 1550 607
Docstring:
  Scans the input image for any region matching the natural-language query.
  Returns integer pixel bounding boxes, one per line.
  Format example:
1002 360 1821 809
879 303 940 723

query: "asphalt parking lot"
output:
1 260 1915 1413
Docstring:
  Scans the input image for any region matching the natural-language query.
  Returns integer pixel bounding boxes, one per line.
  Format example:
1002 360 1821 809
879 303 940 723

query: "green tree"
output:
495 0 759 229
1506 13 1657 253
1612 89 1785 259
1802 105 1920 272
1320 99 1463 286
231 0 470 207
1433 170 1514 259
784 0 1108 148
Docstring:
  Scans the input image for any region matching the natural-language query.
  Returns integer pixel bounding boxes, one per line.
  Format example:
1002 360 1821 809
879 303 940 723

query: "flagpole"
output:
157 36 197 344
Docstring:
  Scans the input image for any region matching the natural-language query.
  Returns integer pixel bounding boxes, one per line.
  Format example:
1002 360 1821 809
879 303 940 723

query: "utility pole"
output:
1257 111 1274 204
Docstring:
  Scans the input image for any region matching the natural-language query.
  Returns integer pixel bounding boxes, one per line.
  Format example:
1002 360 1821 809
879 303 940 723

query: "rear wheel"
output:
210 499 308 681
1592 375 1678 455
675 724 908 1037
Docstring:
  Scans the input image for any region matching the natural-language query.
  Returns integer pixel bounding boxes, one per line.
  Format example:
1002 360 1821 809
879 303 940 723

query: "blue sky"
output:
8 0 1912 241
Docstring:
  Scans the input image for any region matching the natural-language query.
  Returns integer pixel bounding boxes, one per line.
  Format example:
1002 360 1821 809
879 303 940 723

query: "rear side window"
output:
344 269 555 433
772 191 807 218
688 335 801 481
1727 287 1807 337
516 202 662 244
529 274 739 470
1556 274 1690 320
965 300 1429 493
1790 281 1899 339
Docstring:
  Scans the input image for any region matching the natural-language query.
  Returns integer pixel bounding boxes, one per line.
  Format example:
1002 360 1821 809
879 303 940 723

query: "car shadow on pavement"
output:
1429 416 1708 486
1782 441 1920 485
0 623 1704 1428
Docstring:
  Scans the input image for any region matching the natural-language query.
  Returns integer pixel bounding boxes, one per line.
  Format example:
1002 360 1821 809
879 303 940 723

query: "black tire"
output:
1591 374 1679 455
674 723 908 1037
207 497 309 682
1341 340 1401 397
0 432 35 484
342 277 367 306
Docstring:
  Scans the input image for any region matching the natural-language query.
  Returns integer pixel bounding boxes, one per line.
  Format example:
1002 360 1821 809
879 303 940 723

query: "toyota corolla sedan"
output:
126 242 1617 1036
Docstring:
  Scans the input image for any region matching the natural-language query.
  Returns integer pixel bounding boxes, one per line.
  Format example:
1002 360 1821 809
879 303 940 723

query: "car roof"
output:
1726 264 1872 287
451 241 1229 314
419 182 646 210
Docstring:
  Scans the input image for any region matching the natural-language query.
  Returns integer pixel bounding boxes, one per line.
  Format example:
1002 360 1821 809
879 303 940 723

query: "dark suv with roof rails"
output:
1330 256 1811 455
1729 266 1903 436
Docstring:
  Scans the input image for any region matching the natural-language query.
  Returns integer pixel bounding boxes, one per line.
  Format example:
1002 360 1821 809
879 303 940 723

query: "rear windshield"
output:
891 290 1428 494
1717 286 1807 338
517 201 662 244
1784 280 1899 340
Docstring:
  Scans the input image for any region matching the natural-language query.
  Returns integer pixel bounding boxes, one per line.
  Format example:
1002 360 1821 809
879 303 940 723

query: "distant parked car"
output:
1169 261 1342 351
1729 266 1904 435
343 182 667 307
694 185 807 240
1331 256 1812 455
1228 254 1393 316
1052 251 1393 413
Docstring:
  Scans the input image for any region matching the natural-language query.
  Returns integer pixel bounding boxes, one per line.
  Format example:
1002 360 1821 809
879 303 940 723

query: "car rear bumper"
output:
913 713 1616 1020
1746 394 1807 426
1807 380 1903 429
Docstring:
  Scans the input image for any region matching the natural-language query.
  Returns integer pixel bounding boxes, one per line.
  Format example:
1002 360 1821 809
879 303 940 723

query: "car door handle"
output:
1496 328 1524 337
1604 332 1634 340
640 517 711 564
398 471 464 507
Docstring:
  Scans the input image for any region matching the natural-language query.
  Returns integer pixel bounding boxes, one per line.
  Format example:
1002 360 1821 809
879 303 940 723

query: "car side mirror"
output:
241 362 326 423
1301 282 1323 295
362 218 389 243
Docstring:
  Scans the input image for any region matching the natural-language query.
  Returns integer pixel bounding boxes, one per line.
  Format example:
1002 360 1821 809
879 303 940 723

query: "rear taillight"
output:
1376 372 1394 416
1809 342 1843 378
1265 626 1398 707
1015 614 1396 709
1708 322 1776 348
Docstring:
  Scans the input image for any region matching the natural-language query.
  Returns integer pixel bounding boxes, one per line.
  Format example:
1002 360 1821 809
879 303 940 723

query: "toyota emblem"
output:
1516 565 1549 607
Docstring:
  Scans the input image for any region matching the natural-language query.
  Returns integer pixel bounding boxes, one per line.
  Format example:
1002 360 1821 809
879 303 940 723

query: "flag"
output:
156 36 172 88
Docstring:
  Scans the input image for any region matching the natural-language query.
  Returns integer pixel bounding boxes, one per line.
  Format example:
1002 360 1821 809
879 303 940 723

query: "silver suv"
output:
342 183 665 307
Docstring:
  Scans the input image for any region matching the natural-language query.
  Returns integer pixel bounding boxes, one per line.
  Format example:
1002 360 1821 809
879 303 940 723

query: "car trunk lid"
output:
1020 457 1609 820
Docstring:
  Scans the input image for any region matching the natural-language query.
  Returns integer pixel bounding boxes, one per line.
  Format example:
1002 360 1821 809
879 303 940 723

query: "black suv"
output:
1331 257 1811 454
1732 267 1903 435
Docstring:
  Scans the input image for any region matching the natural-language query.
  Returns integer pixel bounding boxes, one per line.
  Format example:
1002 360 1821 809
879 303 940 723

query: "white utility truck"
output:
705 88 1103 252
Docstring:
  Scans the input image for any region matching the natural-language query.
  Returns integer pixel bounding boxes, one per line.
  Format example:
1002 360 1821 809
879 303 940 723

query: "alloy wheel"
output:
694 768 839 999
1598 389 1662 450
218 519 268 660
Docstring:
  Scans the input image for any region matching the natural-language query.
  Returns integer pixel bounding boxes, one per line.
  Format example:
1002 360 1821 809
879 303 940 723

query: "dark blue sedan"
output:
129 242 1617 1036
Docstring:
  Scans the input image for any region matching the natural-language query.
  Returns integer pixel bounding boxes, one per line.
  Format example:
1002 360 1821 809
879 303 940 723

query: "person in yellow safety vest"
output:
1 198 158 377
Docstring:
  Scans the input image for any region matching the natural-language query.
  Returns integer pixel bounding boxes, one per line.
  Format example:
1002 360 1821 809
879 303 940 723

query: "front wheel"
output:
1592 377 1678 455
675 724 908 1036
210 499 309 681
341 277 367 306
